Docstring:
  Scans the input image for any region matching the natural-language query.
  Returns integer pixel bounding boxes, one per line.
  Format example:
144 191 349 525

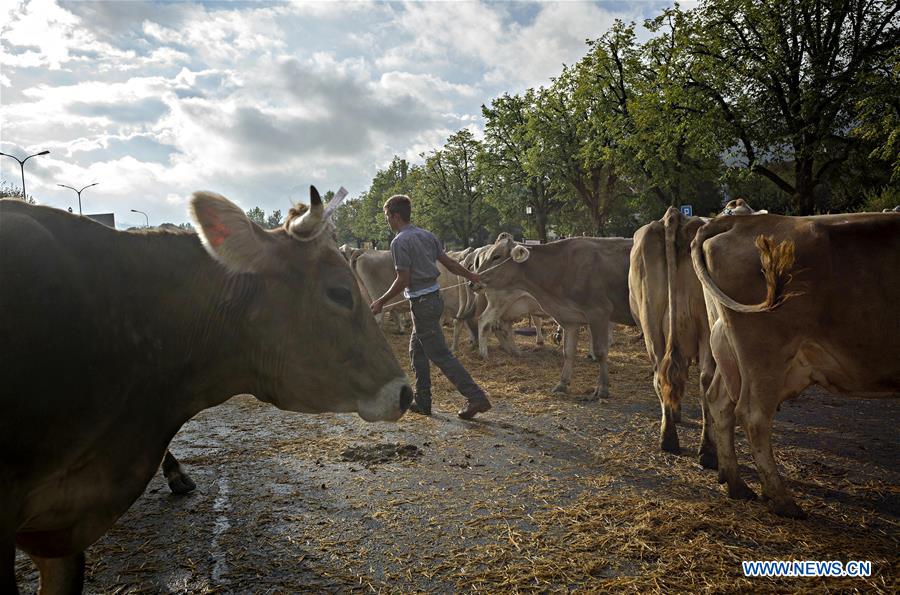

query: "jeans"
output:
408 291 486 404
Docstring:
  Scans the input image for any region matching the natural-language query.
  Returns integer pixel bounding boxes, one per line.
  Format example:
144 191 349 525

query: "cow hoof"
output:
660 434 680 454
727 481 757 501
167 472 197 495
698 450 718 470
767 499 807 519
551 383 569 394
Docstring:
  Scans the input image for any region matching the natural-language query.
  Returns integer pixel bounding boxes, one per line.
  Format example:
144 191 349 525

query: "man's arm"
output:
437 253 481 284
370 269 411 315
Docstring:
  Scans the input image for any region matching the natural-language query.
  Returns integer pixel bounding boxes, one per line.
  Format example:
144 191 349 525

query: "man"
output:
370 194 492 419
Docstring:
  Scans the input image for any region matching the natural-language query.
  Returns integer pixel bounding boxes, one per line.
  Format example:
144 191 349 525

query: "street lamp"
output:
1 150 50 201
130 209 149 228
57 182 99 216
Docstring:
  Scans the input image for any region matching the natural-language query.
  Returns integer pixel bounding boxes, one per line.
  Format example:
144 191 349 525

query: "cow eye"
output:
326 287 354 310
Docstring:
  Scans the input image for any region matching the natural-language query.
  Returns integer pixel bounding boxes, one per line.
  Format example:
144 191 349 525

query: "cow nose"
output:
399 384 414 412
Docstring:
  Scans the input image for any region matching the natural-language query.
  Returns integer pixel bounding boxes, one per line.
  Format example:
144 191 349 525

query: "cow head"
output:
473 233 524 291
721 198 768 216
191 186 412 422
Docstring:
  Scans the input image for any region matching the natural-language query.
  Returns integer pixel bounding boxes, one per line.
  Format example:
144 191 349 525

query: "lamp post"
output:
57 182 99 216
0 150 50 201
130 209 149 228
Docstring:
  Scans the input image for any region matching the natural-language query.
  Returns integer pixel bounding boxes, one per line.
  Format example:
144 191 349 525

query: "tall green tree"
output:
418 129 496 247
246 206 283 229
481 91 563 242
685 0 899 214
352 157 420 248
527 68 619 236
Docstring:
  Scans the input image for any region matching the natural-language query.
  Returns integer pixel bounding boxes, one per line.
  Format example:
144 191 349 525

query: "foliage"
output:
683 0 899 214
417 130 497 247
0 180 36 204
246 206 284 229
337 0 897 242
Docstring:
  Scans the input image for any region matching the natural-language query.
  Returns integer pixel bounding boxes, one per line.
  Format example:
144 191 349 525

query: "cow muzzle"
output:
357 377 413 422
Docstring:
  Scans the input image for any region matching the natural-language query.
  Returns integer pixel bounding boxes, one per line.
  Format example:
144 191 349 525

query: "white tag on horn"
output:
324 187 348 219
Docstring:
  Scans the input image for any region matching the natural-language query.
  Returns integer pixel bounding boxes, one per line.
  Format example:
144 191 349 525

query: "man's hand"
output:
370 298 384 315
467 271 482 285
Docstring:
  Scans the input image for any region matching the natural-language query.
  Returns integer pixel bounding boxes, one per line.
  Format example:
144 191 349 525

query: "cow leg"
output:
697 348 718 469
496 322 519 356
477 317 491 359
532 316 544 346
740 397 806 519
30 552 85 595
585 325 597 361
466 317 478 347
451 319 461 353
707 373 755 501
658 368 680 453
553 325 578 394
587 319 611 400
162 449 197 495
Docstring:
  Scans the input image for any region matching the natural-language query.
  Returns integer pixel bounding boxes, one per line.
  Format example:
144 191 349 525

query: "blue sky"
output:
1 0 682 228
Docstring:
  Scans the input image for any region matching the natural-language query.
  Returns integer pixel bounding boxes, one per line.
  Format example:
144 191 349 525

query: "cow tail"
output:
755 234 801 310
691 219 801 313
659 207 688 412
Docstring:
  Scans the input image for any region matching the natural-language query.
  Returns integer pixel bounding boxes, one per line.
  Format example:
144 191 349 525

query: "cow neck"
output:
128 232 265 424
513 242 558 299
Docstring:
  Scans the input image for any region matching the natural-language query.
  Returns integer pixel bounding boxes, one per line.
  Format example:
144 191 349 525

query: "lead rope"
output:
380 256 512 312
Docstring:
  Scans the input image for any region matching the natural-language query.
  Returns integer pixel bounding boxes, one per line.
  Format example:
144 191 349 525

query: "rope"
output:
379 256 512 312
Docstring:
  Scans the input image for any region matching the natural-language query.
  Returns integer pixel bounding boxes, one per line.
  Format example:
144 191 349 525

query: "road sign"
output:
680 204 693 217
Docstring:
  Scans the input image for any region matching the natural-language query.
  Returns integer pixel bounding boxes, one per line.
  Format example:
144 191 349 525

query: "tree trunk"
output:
535 211 548 243
794 158 816 215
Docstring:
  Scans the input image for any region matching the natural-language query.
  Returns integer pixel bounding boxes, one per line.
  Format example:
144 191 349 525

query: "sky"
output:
1 0 682 228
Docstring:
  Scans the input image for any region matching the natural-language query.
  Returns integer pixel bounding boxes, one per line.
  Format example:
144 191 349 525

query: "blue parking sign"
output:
680 204 693 217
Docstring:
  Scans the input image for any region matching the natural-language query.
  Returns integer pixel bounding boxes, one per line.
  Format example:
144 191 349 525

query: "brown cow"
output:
692 212 900 518
350 249 411 334
629 208 717 468
1 188 412 593
475 236 635 399
456 241 548 358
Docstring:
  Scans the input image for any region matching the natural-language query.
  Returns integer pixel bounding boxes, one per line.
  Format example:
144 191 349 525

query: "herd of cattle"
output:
2 191 898 593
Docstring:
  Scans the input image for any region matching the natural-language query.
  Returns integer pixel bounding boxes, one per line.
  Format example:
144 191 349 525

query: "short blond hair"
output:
383 194 411 222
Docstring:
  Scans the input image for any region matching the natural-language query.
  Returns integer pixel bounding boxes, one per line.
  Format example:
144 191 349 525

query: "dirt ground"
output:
15 323 899 593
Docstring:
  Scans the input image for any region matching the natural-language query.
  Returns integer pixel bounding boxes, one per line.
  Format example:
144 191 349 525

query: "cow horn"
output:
289 185 325 239
511 245 530 263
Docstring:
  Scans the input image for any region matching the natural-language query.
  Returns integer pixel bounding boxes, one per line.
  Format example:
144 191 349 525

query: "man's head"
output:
383 194 411 232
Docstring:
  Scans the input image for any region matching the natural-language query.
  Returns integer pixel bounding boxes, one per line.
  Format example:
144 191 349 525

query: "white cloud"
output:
2 0 674 226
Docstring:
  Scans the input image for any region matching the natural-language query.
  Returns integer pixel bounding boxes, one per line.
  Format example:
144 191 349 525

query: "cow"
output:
350 249 410 334
455 241 548 358
0 188 413 593
629 207 717 468
475 236 636 399
691 212 900 518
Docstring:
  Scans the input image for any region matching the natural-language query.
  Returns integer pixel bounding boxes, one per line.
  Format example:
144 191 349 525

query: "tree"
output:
0 180 36 204
684 0 899 214
351 157 420 248
418 130 496 247
246 206 284 230
527 68 620 236
481 91 565 242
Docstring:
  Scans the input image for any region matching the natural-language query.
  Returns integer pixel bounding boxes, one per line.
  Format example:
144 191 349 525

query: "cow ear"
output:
191 191 272 273
511 245 530 263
